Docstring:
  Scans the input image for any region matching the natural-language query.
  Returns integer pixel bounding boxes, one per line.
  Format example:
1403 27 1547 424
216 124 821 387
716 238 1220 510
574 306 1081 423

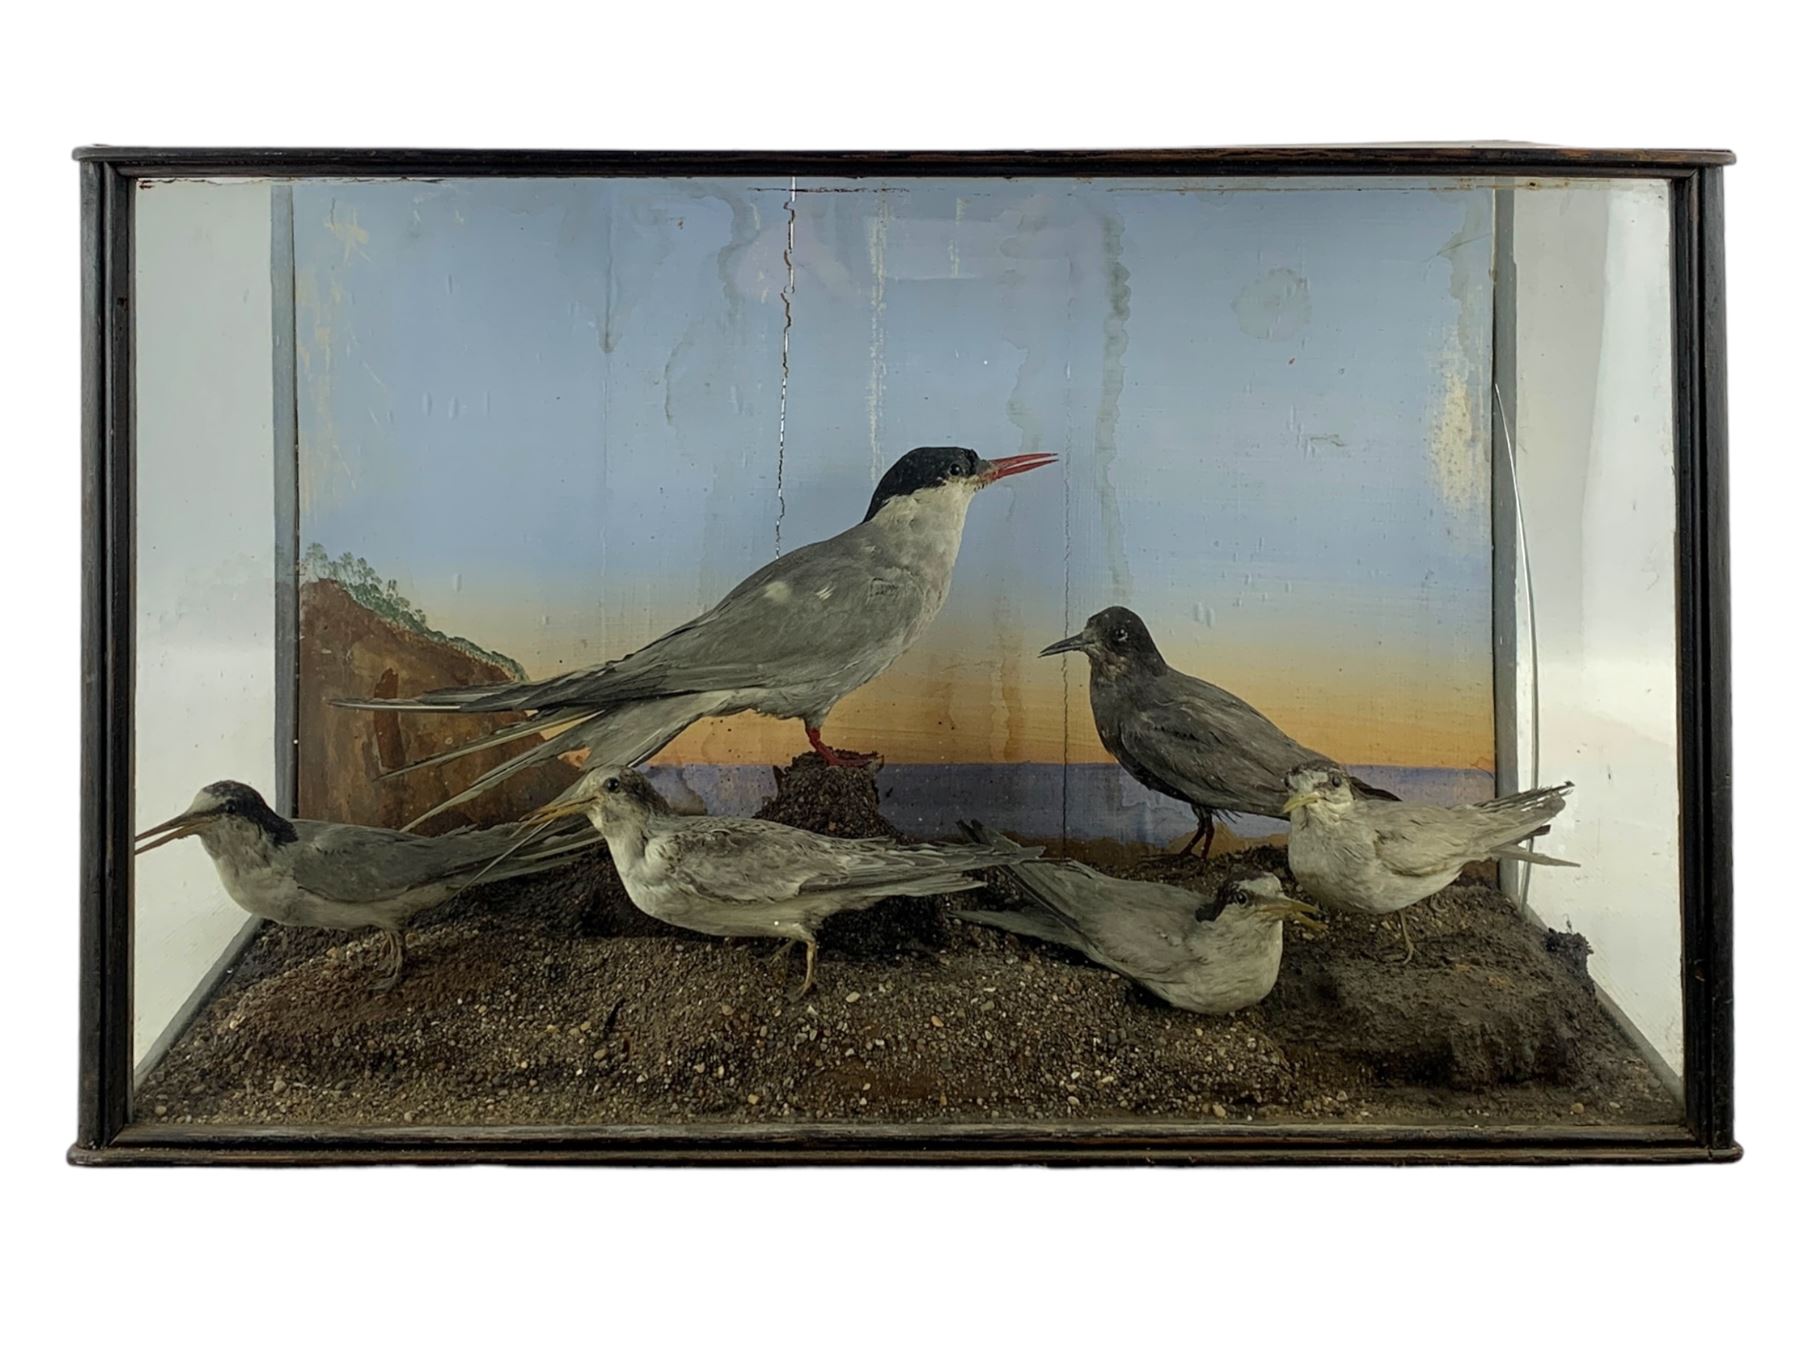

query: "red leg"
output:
805 724 878 768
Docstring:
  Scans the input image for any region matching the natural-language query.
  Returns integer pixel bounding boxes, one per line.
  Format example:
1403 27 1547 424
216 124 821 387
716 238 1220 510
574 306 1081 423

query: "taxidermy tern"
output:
1042 606 1399 864
337 446 1056 829
1282 768 1575 960
134 781 594 988
952 822 1322 1014
527 767 1036 998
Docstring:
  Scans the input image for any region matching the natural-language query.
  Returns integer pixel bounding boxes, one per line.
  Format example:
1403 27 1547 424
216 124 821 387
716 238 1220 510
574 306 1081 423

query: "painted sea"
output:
639 762 1495 846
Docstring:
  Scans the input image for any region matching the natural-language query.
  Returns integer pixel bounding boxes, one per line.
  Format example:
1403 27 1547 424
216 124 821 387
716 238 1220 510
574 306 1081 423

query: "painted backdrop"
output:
294 176 1495 842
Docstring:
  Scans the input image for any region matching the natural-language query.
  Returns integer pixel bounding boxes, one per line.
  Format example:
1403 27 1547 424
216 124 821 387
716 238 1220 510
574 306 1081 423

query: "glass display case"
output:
74 144 1734 1164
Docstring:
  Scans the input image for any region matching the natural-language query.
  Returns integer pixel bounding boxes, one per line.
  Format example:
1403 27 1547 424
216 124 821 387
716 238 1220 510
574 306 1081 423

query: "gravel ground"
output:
137 756 1680 1130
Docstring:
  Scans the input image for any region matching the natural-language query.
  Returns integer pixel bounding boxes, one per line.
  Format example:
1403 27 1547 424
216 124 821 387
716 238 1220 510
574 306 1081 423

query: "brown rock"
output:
298 579 577 832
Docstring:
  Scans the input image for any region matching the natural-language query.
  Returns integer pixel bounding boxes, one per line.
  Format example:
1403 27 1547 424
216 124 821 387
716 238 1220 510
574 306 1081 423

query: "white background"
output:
0 5 1789 1346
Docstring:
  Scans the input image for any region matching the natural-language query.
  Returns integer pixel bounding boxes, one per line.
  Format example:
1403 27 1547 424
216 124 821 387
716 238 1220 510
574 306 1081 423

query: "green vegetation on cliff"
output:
300 544 528 682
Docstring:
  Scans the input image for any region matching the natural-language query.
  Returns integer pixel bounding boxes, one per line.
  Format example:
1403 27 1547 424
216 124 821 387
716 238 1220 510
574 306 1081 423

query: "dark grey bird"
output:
335 446 1055 829
951 822 1323 1014
1283 767 1575 959
134 781 594 988
526 767 1035 998
1042 606 1398 864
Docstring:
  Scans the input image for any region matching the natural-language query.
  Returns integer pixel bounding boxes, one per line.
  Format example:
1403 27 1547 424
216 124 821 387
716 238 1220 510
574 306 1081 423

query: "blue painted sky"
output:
294 176 1493 768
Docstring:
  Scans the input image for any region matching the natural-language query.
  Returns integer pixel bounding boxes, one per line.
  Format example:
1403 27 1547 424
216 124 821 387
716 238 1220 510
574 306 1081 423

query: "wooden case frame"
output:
71 145 1737 1165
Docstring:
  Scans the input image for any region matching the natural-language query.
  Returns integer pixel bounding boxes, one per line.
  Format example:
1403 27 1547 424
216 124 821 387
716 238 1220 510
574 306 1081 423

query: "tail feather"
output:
403 717 602 831
376 712 588 781
399 693 723 830
333 682 519 714
1478 781 1574 842
956 820 1097 937
1491 844 1578 868
951 907 1078 949
333 658 642 716
454 816 599 893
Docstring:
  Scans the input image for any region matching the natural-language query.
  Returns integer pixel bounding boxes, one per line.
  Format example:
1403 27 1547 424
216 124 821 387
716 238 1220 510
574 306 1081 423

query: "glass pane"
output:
128 172 1683 1132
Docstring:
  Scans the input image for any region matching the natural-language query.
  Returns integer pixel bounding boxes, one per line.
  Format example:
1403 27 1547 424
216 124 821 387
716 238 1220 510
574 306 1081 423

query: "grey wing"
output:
1117 677 1316 816
646 819 862 903
648 820 1022 905
287 822 508 904
475 534 929 712
1363 802 1486 875
796 837 1030 896
1030 869 1200 976
1370 786 1571 875
963 823 1197 976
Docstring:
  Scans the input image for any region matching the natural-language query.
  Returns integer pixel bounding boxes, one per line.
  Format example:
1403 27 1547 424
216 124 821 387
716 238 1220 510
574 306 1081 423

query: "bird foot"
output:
805 726 880 770
367 931 406 992
782 941 820 1001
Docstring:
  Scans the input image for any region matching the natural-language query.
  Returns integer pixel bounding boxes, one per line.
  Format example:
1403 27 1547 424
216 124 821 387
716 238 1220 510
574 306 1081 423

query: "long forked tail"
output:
1479 781 1576 855
333 680 525 714
398 692 729 831
954 820 1091 941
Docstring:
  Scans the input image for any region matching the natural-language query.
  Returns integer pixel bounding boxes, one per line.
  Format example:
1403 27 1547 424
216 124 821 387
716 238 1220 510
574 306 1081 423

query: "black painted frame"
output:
72 145 1738 1165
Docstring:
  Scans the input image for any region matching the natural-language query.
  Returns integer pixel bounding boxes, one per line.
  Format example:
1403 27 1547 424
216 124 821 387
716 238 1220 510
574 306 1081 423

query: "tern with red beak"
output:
338 446 1056 828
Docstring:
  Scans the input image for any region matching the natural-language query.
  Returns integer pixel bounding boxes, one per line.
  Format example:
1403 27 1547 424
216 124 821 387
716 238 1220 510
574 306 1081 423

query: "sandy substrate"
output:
137 757 1680 1130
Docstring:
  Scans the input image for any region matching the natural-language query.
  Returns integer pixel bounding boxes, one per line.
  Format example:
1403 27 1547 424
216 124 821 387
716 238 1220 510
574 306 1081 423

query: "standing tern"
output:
526 767 1036 998
337 446 1055 828
1282 768 1575 960
134 780 594 988
1042 606 1398 864
952 822 1323 1014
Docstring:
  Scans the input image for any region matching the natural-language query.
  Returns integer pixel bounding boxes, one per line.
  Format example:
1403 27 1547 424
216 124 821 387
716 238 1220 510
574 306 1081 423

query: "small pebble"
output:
845 993 860 1004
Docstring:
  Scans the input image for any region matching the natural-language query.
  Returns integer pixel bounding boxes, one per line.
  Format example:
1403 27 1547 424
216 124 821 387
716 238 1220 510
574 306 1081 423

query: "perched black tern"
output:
951 823 1322 1014
134 781 593 988
338 446 1056 828
528 767 1036 998
1282 767 1575 959
1042 607 1398 863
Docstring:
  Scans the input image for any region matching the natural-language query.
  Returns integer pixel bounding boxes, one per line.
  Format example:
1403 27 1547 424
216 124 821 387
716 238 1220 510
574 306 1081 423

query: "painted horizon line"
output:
634 759 1496 846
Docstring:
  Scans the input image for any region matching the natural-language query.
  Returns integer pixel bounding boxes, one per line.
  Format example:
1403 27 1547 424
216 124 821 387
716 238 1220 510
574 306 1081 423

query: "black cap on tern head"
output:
863 445 1057 521
198 780 299 843
136 779 299 854
863 447 984 520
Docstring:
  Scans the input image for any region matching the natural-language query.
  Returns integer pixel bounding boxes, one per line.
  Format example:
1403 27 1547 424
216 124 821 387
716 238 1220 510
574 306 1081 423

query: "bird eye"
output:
948 463 964 476
1114 630 1128 643
604 777 620 793
1328 772 1343 788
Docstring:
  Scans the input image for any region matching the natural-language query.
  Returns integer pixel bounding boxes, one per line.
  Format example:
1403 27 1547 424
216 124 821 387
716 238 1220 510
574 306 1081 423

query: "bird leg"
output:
1162 809 1216 865
370 929 406 992
788 940 820 1002
805 724 878 769
765 939 797 969
1398 913 1416 965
